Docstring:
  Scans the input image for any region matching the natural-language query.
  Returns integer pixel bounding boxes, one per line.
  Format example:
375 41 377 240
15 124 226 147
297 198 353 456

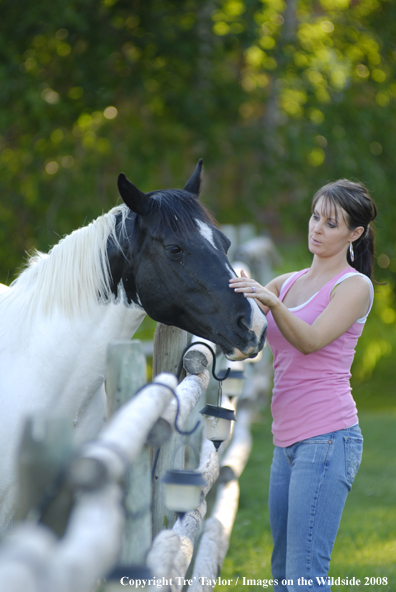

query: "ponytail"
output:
347 225 376 280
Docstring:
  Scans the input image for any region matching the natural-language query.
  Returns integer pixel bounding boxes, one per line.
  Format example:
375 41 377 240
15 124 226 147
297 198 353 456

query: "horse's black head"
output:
111 160 267 360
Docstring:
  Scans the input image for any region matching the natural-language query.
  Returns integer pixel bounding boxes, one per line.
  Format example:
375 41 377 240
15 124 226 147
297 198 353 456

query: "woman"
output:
230 179 377 591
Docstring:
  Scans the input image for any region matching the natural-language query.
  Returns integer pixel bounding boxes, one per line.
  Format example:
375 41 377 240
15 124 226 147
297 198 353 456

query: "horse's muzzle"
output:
224 322 267 361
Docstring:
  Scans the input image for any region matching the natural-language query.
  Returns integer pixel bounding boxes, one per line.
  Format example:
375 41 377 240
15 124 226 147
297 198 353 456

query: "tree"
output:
1 0 395 282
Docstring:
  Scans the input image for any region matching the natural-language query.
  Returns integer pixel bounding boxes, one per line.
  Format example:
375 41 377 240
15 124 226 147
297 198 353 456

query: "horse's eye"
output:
166 245 183 256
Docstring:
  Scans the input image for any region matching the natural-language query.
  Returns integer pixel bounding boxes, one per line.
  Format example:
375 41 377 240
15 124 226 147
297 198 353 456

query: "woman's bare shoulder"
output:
266 272 296 296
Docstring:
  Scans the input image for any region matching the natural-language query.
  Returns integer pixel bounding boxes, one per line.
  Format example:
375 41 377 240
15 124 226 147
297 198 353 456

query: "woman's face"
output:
308 196 362 259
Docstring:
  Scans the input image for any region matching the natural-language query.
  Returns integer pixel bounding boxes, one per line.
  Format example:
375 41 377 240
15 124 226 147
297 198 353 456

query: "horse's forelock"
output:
148 189 216 238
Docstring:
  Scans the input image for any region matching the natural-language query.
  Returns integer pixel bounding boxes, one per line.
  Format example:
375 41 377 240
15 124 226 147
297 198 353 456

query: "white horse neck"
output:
0 289 146 418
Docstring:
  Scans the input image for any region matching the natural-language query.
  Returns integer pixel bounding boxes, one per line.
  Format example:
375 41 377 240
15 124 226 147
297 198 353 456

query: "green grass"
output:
216 386 396 592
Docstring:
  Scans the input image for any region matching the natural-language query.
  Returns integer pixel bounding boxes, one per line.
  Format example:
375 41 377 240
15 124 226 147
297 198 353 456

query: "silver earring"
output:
349 242 354 262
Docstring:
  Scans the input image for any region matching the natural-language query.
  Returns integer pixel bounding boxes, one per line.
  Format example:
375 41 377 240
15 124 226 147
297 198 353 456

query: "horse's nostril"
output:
236 315 250 333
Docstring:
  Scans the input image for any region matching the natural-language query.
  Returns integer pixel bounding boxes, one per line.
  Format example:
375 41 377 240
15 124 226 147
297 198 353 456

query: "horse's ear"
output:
183 159 203 197
117 173 151 216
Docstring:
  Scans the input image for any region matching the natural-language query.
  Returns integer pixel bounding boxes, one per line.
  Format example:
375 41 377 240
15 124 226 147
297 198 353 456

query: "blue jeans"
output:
269 425 363 591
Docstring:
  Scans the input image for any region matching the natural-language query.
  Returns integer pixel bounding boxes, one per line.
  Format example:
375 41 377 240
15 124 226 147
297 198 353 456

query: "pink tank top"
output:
266 268 373 447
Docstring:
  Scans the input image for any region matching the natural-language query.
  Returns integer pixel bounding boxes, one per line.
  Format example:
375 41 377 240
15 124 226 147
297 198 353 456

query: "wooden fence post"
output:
106 340 151 568
106 340 147 415
151 324 189 535
15 415 74 537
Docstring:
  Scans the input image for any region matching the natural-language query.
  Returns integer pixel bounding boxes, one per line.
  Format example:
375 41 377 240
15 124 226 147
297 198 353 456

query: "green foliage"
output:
1 0 396 279
352 278 396 386
1 1 395 311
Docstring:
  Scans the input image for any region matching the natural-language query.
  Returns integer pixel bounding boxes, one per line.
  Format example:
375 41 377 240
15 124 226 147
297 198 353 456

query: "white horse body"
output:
0 207 146 533
0 291 146 533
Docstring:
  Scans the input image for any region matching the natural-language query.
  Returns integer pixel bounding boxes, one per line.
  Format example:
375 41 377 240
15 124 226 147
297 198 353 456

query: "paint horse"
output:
0 160 267 533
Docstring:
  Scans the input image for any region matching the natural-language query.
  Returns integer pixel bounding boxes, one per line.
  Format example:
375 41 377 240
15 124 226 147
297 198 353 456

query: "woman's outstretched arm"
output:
229 274 371 355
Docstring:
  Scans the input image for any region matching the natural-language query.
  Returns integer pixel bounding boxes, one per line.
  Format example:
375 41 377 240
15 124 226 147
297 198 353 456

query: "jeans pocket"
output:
344 436 363 486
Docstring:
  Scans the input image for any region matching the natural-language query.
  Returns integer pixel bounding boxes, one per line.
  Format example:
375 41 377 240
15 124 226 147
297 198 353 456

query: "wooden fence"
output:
0 229 279 592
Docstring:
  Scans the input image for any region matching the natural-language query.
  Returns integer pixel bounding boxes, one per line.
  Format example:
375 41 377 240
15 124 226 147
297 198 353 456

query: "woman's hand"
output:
229 270 279 310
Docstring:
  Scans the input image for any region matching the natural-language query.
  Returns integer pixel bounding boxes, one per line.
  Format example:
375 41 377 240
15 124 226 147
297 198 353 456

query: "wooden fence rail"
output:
0 337 245 592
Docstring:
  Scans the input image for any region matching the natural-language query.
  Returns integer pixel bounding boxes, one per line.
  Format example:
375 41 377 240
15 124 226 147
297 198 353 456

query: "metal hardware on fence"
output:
133 382 201 437
176 341 231 382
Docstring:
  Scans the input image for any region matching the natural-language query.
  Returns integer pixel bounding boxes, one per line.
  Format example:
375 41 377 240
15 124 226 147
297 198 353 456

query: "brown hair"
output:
312 179 377 279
